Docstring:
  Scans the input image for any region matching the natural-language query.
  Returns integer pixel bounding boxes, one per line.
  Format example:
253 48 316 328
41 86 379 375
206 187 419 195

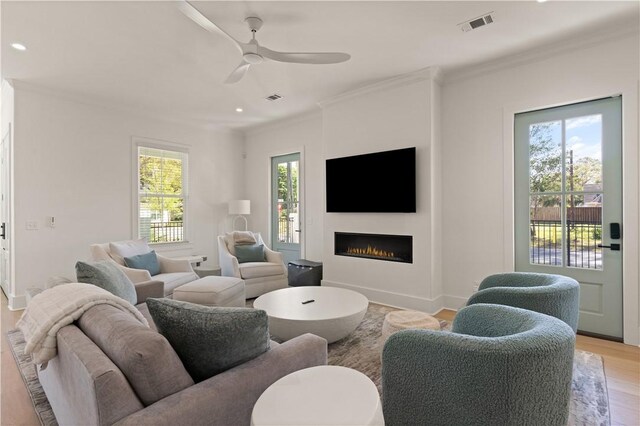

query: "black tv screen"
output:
326 147 416 213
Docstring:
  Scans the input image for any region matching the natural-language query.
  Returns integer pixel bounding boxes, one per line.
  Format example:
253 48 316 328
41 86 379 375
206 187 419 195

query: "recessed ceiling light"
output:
235 108 243 113
11 43 27 51
536 0 548 3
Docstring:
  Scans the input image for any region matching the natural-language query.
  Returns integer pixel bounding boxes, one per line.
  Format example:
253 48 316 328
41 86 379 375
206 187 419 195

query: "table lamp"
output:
229 200 251 231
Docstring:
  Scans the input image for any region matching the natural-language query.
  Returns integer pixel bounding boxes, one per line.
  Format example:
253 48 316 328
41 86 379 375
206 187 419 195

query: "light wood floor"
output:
1 296 638 425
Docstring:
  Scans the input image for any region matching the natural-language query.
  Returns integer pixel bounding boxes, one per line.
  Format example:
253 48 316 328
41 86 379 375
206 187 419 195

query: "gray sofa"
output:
38 283 328 426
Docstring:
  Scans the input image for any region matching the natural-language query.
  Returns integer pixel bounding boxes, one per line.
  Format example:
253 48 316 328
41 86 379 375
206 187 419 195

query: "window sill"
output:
149 241 194 253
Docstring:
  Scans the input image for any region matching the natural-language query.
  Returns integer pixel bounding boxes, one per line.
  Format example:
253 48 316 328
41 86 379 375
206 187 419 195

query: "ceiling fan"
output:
179 1 351 84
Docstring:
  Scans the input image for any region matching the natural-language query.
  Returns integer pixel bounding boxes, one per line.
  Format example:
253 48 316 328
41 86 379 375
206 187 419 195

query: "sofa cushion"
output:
75 260 137 305
135 302 157 331
124 250 161 276
109 239 151 265
235 244 265 263
146 298 270 383
78 304 194 406
239 262 284 279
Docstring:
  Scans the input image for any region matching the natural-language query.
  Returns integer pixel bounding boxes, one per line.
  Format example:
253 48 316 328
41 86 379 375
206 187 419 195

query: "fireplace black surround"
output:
334 232 413 263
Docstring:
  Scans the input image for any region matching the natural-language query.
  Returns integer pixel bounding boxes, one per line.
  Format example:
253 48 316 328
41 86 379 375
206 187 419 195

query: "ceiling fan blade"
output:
224 61 251 84
179 1 243 53
258 46 350 64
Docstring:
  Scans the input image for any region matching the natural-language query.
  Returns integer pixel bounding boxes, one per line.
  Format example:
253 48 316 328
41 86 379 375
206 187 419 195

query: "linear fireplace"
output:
334 232 413 263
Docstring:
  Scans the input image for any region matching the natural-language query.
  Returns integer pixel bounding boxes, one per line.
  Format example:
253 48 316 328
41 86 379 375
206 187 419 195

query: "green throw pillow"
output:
124 250 161 276
146 298 270 382
75 260 138 305
235 243 265 263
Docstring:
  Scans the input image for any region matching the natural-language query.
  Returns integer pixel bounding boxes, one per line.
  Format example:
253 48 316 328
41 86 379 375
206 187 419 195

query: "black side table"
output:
288 259 323 287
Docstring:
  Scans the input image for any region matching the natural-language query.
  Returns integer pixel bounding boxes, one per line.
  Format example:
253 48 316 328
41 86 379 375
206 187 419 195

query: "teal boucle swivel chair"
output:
466 272 580 332
381 304 575 426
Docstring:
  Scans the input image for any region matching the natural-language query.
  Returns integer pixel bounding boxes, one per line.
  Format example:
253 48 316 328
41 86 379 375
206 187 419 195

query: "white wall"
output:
244 70 444 312
441 32 639 344
244 112 324 261
10 84 245 308
320 70 442 312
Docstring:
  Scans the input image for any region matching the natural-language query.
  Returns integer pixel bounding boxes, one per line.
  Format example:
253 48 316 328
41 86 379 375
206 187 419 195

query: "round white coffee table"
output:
253 286 368 343
251 365 384 426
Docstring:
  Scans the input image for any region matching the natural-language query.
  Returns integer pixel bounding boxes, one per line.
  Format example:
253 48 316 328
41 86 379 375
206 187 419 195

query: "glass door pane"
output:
527 113 604 270
276 159 299 244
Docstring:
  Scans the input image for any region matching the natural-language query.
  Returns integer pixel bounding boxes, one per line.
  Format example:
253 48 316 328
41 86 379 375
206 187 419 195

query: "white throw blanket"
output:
16 283 148 366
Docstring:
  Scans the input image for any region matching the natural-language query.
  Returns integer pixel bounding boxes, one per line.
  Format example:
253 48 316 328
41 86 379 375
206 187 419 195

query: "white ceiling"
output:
2 1 638 130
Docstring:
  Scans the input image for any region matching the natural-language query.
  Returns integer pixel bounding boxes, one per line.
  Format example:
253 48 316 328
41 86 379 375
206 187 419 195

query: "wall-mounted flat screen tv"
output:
326 147 416 213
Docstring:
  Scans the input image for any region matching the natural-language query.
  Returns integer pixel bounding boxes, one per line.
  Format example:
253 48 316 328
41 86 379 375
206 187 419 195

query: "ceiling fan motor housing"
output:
245 17 263 32
243 52 264 64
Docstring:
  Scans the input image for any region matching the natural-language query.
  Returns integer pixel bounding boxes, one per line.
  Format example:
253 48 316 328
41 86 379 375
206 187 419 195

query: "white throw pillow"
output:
109 239 151 265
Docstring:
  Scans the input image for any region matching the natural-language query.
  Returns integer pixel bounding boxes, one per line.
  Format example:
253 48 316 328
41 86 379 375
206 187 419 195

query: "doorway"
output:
1 125 11 300
514 96 622 339
271 153 301 265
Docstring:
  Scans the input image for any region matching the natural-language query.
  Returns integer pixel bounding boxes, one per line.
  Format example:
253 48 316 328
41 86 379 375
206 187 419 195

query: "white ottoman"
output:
173 276 245 307
381 310 441 342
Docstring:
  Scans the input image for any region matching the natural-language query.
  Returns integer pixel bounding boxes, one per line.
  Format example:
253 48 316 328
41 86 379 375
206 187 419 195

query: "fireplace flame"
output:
346 245 395 259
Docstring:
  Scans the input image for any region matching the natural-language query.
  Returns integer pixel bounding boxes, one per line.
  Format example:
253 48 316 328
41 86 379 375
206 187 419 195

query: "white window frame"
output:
132 137 189 245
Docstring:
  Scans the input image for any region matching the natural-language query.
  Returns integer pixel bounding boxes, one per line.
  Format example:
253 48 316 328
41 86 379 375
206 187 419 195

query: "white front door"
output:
514 96 623 339
1 126 11 299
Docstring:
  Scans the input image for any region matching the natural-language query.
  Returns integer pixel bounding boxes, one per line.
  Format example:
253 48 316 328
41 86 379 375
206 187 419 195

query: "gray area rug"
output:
8 301 609 426
6 329 58 426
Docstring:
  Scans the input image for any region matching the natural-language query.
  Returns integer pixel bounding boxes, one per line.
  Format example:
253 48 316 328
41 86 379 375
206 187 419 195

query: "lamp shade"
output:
228 200 251 215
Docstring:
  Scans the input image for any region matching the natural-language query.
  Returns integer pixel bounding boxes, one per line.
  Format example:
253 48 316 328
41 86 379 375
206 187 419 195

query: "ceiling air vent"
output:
265 94 283 101
459 12 495 32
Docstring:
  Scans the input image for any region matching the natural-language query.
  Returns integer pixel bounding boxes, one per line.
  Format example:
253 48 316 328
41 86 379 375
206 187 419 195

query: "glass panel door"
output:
271 153 301 265
515 97 622 339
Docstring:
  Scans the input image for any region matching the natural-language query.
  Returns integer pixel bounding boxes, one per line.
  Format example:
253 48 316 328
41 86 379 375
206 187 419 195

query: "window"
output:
136 142 188 243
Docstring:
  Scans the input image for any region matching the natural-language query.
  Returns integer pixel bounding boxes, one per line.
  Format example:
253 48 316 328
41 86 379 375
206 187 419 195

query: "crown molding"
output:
243 106 322 138
430 67 444 86
318 67 438 109
444 22 639 85
9 80 239 133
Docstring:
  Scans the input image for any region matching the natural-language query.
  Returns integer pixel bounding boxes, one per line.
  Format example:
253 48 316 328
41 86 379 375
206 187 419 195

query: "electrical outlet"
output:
26 221 39 230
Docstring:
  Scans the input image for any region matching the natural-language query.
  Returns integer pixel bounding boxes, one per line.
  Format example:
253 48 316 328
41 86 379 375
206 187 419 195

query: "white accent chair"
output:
90 240 198 297
217 232 288 299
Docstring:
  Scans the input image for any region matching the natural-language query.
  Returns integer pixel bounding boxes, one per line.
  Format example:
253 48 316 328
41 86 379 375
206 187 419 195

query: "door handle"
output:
295 229 301 233
598 243 620 251
0 223 5 239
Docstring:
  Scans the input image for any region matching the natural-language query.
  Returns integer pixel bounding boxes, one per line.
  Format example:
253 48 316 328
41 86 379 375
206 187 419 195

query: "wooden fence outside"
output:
530 207 601 224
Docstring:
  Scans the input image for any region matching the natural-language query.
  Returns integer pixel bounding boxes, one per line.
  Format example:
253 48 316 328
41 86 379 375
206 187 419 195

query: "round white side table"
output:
251 365 384 426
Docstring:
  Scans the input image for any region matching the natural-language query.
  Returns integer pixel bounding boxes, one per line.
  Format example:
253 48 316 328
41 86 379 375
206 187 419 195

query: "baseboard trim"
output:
8 294 26 311
321 279 444 315
442 295 468 311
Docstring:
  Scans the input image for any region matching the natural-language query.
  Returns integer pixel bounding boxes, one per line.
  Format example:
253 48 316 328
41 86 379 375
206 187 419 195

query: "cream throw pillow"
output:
225 231 257 256
109 239 151 265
